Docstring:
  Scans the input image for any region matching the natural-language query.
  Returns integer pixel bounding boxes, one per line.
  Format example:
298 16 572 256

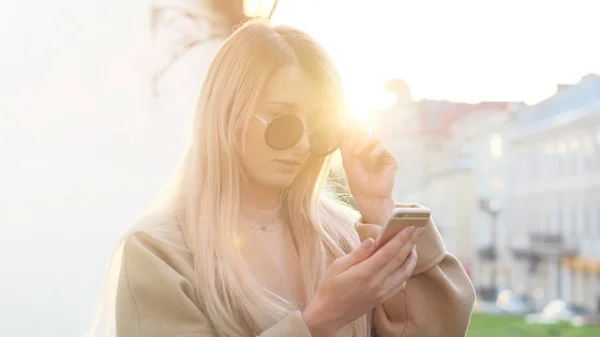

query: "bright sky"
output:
1 0 598 123
272 0 600 118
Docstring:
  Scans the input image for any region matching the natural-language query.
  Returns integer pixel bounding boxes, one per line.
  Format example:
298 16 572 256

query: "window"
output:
583 137 594 156
596 131 600 172
428 110 440 131
570 206 578 239
571 153 579 175
557 141 567 155
544 143 557 178
597 204 600 239
582 202 590 237
557 141 567 176
557 197 564 234
490 134 503 159
571 139 581 175
583 137 595 172
569 139 580 152
546 211 553 233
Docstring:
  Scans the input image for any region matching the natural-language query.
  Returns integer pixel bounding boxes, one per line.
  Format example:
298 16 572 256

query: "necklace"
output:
243 215 284 232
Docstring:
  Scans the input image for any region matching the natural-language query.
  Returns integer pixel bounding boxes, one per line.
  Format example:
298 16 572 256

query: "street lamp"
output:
480 198 502 295
244 0 279 18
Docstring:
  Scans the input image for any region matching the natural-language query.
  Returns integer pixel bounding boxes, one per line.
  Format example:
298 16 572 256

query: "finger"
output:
353 134 379 157
366 143 397 169
400 247 418 275
411 227 427 245
381 248 418 300
368 145 385 167
373 225 424 280
360 225 416 275
376 238 416 284
340 124 369 154
330 238 375 273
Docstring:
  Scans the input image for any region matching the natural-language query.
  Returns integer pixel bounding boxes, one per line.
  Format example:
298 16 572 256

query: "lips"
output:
276 158 302 165
275 158 303 167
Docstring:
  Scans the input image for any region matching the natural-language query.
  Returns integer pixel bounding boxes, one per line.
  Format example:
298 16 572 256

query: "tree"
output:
150 0 278 95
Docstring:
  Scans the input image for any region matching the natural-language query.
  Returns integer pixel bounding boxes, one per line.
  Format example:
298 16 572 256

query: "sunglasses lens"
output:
310 123 342 156
264 114 304 150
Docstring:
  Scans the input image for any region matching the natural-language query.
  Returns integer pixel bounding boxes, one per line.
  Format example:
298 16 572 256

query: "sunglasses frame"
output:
253 113 344 156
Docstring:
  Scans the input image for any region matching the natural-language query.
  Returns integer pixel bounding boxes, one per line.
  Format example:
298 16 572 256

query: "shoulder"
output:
123 211 189 255
115 213 213 336
119 211 196 285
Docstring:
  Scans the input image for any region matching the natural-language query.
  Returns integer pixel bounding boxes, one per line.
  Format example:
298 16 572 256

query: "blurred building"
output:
380 74 600 314
420 102 518 287
370 80 516 277
509 74 600 313
450 107 521 297
415 101 478 264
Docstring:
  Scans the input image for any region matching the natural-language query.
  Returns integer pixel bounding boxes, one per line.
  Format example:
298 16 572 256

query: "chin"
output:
264 176 296 189
257 169 299 189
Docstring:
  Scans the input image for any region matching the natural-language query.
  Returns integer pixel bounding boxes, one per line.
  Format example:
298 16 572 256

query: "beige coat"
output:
115 209 475 337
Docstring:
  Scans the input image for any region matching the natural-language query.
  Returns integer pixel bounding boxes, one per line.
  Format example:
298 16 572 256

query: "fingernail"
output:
416 228 426 237
405 226 416 236
362 238 374 249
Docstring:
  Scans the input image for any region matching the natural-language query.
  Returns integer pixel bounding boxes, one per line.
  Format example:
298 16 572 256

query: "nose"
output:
294 129 311 152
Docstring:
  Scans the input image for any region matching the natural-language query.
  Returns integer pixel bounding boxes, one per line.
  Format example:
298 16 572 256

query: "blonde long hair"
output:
88 19 370 337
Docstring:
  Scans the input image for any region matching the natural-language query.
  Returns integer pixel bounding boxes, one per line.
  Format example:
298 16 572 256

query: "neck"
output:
241 181 282 210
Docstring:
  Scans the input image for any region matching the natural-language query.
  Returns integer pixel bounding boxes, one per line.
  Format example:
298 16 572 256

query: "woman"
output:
94 19 475 337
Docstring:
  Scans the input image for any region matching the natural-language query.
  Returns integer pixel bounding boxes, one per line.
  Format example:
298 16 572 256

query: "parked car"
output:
474 289 535 316
473 300 507 315
570 314 600 327
525 300 590 324
495 289 535 315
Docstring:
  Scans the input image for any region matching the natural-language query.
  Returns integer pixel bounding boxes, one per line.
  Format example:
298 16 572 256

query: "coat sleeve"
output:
355 208 476 337
115 231 312 337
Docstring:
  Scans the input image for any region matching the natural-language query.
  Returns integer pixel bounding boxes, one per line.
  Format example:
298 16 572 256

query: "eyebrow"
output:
264 101 297 111
263 101 325 119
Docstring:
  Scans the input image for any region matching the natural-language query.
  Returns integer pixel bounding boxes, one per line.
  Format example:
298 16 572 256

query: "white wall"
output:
0 1 221 336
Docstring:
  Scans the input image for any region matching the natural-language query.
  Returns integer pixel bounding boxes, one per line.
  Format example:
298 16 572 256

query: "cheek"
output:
240 123 272 169
244 123 269 154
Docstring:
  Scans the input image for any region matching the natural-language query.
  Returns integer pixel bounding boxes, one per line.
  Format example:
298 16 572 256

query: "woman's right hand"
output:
302 226 425 337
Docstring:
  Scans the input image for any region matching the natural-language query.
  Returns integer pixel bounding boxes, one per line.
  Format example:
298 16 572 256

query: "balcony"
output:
477 245 497 261
529 232 578 257
511 246 537 260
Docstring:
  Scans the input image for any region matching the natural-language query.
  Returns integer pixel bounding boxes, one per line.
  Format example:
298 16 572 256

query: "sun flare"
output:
346 89 397 122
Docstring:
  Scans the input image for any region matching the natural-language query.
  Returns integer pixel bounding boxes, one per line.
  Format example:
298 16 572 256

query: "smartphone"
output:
375 207 431 249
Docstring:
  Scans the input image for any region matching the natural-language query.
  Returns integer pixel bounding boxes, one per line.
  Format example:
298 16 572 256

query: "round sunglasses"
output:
253 113 344 157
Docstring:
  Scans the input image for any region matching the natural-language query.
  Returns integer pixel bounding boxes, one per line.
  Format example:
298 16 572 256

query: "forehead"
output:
258 65 333 114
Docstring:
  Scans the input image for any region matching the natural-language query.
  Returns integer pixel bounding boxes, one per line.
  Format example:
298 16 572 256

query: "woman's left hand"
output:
340 127 397 225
